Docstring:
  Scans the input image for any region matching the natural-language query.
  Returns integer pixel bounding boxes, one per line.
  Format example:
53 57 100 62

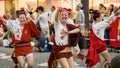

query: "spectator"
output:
48 6 56 35
48 7 80 68
75 2 85 56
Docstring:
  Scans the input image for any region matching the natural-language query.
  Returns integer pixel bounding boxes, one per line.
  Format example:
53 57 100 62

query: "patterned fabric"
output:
48 24 80 68
11 20 41 68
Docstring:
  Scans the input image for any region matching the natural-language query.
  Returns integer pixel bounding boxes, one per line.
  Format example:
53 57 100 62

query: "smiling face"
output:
18 14 26 25
59 11 68 23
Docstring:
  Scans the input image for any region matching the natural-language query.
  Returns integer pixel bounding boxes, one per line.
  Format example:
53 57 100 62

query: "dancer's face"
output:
60 11 68 23
18 14 26 24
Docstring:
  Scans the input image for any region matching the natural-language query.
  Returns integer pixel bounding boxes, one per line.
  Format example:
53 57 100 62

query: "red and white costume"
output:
6 20 40 63
86 13 115 67
48 20 80 68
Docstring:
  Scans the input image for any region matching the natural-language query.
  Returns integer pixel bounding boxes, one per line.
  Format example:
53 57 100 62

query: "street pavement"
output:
0 47 119 68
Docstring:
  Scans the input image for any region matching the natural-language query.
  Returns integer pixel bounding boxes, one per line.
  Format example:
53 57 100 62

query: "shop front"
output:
0 0 120 19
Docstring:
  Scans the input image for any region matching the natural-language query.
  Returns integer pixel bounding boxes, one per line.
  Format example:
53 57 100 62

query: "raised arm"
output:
68 28 80 34
105 6 120 23
114 6 120 14
26 9 38 25
55 9 60 22
27 4 36 21
63 24 80 35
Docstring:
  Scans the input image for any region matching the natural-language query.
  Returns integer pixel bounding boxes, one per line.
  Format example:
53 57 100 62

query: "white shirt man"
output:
38 12 49 35
48 11 55 24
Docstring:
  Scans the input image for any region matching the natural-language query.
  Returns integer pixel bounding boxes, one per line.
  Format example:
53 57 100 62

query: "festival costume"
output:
48 23 80 68
86 28 107 67
86 13 116 67
8 20 41 68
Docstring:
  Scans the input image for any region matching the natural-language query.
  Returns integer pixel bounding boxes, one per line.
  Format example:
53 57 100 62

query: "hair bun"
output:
93 10 99 14
92 10 101 20
92 10 101 16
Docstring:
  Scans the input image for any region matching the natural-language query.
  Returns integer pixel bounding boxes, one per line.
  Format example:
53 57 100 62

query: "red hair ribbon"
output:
57 7 70 13
16 8 25 15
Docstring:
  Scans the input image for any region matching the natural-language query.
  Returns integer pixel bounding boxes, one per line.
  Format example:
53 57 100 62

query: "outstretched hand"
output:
114 6 120 14
26 4 33 13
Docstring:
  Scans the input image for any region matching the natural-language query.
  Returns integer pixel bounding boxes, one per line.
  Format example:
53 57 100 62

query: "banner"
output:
89 0 120 8
103 0 120 4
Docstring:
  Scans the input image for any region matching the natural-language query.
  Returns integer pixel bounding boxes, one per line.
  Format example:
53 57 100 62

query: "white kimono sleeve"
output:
6 20 22 40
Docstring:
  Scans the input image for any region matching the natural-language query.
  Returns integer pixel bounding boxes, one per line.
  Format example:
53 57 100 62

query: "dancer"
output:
0 9 41 68
48 7 80 68
86 7 120 68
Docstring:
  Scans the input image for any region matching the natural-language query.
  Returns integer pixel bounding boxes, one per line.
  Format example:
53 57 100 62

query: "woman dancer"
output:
86 7 120 68
0 9 41 68
48 7 80 68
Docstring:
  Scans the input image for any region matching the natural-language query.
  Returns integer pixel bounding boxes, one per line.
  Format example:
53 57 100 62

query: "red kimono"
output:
11 20 41 68
86 28 106 67
48 24 80 68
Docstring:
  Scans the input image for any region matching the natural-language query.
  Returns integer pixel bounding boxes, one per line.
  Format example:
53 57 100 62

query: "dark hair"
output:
92 10 101 20
111 55 120 68
110 4 114 9
16 8 26 18
99 3 104 8
36 6 44 12
52 6 56 10
110 4 114 15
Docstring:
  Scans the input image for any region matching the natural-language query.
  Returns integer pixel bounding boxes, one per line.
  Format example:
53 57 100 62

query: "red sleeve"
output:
27 20 41 38
67 24 80 47
67 24 78 30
